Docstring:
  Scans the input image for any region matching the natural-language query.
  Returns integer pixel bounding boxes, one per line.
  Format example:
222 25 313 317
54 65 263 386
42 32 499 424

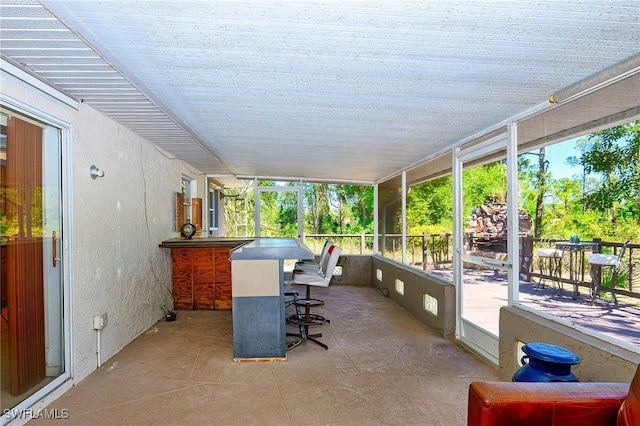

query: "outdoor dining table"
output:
554 241 599 298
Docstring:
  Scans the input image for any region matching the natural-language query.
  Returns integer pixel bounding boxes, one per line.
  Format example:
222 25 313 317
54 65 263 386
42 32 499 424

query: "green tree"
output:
407 175 452 234
332 185 373 233
518 150 549 238
579 121 640 227
462 161 507 215
304 183 333 234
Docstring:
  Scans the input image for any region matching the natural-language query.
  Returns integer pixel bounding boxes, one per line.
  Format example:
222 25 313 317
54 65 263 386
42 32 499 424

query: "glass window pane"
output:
518 120 639 347
377 175 402 261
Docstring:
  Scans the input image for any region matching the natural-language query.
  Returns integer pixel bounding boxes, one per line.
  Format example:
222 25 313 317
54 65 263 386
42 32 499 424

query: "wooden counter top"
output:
159 237 252 249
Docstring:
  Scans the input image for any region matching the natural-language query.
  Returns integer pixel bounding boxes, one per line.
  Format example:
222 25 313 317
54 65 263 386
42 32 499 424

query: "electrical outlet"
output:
93 313 108 330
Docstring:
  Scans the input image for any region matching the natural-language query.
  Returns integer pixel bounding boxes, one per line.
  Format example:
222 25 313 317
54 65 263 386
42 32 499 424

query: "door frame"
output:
254 184 303 238
452 124 519 365
0 94 74 423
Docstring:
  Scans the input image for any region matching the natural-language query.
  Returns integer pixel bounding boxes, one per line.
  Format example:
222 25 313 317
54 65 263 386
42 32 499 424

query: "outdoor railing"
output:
301 233 375 255
302 233 453 269
301 233 639 303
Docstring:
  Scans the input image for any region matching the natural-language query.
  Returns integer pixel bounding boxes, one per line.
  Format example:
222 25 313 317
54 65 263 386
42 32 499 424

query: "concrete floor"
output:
31 285 498 426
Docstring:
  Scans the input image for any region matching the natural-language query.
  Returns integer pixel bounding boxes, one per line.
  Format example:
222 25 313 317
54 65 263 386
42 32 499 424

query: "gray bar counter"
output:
230 238 313 361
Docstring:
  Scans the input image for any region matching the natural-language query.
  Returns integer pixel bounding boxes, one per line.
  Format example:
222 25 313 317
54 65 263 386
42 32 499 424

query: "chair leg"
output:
591 264 620 307
536 258 546 289
301 284 328 350
285 291 306 350
591 264 600 305
537 257 562 293
610 268 620 307
286 284 329 350
552 258 563 295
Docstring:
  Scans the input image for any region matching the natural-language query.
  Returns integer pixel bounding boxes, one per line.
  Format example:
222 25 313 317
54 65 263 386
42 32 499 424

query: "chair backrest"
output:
319 243 335 274
318 240 333 267
292 245 341 287
614 240 631 271
619 240 630 259
309 245 341 287
322 245 342 279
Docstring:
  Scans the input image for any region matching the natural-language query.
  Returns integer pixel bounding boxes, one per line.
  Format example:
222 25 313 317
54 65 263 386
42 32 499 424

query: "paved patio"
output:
31 286 498 426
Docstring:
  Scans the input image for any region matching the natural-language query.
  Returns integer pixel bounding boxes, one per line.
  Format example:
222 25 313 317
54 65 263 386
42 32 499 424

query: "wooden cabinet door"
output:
193 248 215 309
171 249 194 309
170 247 232 310
213 247 232 310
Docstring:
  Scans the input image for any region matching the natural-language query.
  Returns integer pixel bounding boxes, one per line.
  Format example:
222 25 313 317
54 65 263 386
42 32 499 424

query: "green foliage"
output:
301 183 373 235
580 121 640 220
407 175 452 234
523 121 640 242
225 122 639 244
517 155 538 214
462 162 507 213
225 181 373 237
333 185 374 233
3 187 46 237
406 161 507 235
602 268 629 291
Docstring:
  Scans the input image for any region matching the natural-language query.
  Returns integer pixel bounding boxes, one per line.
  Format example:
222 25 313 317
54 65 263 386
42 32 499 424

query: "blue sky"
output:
540 137 583 180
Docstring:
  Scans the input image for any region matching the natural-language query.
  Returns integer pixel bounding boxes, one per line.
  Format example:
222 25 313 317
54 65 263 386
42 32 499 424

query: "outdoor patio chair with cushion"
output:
536 239 564 294
588 240 630 307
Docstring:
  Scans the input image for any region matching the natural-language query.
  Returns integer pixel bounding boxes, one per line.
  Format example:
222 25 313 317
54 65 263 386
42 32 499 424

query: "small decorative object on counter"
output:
180 218 197 240
569 235 581 243
512 342 580 382
161 305 177 322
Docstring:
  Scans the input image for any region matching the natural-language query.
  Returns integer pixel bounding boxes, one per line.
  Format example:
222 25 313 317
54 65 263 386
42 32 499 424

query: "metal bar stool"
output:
284 290 306 350
286 245 341 350
536 241 564 294
284 241 333 350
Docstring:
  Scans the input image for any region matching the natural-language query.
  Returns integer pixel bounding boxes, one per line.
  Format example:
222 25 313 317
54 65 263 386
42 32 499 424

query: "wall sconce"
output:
90 165 105 179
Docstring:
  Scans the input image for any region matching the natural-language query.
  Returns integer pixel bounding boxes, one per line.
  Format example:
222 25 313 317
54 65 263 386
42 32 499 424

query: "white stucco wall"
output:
1 73 205 383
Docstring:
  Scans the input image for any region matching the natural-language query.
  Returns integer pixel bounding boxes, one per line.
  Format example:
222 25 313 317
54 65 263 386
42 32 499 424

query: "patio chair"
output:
294 240 333 272
285 240 334 349
536 239 564 294
588 240 630 307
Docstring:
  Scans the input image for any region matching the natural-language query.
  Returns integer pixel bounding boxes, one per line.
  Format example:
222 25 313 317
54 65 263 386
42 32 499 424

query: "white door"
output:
453 129 518 365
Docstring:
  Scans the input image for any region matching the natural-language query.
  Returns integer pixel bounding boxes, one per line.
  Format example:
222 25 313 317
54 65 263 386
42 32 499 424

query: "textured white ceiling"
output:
1 0 639 184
